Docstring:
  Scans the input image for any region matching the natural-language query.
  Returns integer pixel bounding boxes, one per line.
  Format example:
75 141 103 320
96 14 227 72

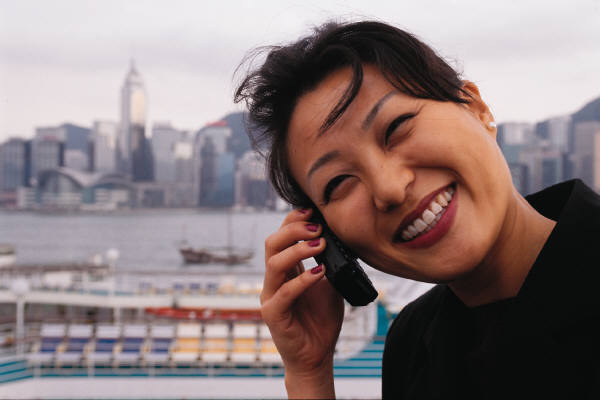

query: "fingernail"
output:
306 223 319 232
298 208 310 214
308 238 321 247
311 264 323 274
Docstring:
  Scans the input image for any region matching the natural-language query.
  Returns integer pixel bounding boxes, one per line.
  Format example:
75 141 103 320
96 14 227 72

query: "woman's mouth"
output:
394 183 457 248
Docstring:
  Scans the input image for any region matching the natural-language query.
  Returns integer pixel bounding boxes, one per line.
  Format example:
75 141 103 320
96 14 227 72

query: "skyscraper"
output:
31 127 65 182
91 120 118 173
30 123 91 180
118 61 153 181
0 138 31 192
152 122 185 182
235 150 275 209
497 122 535 194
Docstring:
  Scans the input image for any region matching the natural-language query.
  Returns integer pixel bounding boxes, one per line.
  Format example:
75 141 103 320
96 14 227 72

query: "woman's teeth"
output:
400 186 455 241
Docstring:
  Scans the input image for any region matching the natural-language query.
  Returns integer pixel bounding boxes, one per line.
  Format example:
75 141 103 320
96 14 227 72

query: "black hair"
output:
234 20 470 208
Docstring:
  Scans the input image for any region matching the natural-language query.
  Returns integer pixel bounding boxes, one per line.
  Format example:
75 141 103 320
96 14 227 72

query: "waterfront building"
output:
569 96 600 151
62 123 91 171
497 122 535 162
519 144 564 193
507 117 570 193
34 167 133 210
497 122 535 194
152 122 192 183
174 140 194 184
234 150 275 209
31 123 91 182
0 138 31 191
118 62 153 182
197 136 235 207
16 186 36 209
223 112 253 159
31 129 64 184
197 121 231 155
172 140 195 207
150 123 195 206
0 138 31 207
130 181 165 207
28 166 188 210
213 152 235 207
533 116 571 189
91 120 118 174
535 116 570 153
152 122 179 182
194 121 234 207
198 136 217 206
571 121 600 192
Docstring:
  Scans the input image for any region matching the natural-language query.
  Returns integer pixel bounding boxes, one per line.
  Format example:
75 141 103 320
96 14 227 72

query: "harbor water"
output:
0 210 284 272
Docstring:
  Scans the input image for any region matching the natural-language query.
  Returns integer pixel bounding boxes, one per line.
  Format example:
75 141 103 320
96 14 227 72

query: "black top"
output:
382 180 600 399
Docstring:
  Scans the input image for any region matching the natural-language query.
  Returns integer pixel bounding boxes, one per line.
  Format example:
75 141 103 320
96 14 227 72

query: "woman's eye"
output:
323 174 351 204
384 113 415 145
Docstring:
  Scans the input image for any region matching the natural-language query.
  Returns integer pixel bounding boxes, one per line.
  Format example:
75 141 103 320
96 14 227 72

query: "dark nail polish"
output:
311 264 323 274
306 223 319 232
308 238 321 247
298 208 310 214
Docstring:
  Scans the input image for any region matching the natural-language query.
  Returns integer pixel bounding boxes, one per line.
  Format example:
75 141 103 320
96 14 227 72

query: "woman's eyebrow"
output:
307 150 340 181
361 91 397 130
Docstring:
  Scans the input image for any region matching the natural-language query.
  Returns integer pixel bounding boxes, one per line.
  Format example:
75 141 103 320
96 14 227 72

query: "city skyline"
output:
1 1 600 141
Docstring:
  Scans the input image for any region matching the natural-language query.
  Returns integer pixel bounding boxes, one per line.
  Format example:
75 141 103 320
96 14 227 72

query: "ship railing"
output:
0 303 386 383
0 265 267 297
0 336 386 385
0 277 264 298
0 322 385 382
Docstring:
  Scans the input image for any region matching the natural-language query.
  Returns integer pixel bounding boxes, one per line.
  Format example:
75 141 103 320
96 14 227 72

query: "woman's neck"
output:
449 189 557 307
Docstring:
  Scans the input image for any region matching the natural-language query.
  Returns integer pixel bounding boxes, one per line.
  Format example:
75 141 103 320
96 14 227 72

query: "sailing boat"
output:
178 214 254 265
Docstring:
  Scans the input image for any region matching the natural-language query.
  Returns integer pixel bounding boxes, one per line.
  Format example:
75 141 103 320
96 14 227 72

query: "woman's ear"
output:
461 81 497 137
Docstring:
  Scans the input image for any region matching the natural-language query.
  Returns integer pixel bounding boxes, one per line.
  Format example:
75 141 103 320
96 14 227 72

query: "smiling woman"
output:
235 20 600 399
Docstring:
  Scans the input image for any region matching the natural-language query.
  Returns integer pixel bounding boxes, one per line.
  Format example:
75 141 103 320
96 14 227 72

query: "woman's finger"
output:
279 208 313 229
265 219 322 257
262 238 326 301
261 264 326 321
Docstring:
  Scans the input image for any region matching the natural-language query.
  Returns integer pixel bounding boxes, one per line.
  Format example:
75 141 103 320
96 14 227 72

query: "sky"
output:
0 0 599 142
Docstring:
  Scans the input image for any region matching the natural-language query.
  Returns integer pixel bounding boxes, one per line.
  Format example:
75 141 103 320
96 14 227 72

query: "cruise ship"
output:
0 261 431 399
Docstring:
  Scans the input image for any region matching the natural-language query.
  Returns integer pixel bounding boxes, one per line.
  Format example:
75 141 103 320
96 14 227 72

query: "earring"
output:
488 121 497 129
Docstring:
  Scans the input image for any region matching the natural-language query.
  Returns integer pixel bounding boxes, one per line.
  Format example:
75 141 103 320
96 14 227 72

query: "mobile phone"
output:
309 213 378 306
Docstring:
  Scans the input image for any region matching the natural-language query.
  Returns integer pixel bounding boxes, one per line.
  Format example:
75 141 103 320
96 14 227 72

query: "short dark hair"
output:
234 20 470 208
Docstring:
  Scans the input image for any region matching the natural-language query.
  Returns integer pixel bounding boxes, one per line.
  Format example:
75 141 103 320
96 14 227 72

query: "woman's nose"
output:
370 162 414 212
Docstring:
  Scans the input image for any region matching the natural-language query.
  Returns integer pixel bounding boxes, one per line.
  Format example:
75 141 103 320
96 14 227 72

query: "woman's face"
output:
286 65 515 283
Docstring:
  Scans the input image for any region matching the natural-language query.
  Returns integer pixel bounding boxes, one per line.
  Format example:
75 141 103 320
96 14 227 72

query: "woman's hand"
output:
261 208 344 399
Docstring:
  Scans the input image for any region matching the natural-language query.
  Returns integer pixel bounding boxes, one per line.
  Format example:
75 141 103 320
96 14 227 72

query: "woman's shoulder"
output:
386 284 448 341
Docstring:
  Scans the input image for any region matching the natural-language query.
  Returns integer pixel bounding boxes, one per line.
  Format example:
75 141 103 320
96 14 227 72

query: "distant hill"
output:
572 96 600 123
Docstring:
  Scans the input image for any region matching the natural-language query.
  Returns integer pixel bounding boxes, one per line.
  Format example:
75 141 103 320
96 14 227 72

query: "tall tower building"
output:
118 61 153 181
152 122 184 182
31 127 65 182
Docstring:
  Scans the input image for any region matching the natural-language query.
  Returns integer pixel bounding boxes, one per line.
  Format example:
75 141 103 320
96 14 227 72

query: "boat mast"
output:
227 211 232 256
